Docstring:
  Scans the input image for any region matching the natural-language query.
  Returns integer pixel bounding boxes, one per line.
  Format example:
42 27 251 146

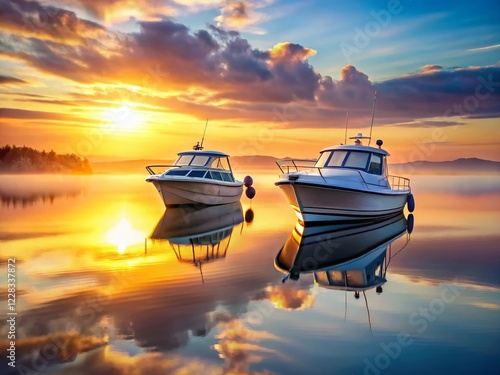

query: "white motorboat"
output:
148 203 244 282
274 213 412 289
149 202 244 244
275 214 413 333
275 134 414 223
146 149 243 206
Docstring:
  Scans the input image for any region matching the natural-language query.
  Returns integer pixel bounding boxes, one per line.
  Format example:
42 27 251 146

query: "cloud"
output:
43 0 178 24
389 120 465 128
0 75 27 85
0 0 107 43
421 64 443 73
264 284 315 310
213 320 281 374
0 108 94 123
0 91 48 98
467 44 500 52
468 302 500 310
0 332 107 368
374 65 500 122
215 1 271 34
46 350 222 375
1 2 500 129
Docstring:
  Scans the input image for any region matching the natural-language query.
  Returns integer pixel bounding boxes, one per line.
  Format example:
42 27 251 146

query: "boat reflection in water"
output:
275 213 414 293
149 202 244 281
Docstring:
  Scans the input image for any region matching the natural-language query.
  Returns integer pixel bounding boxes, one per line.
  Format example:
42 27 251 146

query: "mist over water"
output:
0 173 499 374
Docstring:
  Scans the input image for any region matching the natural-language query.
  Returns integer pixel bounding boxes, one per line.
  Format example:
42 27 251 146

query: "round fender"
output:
407 213 414 234
243 175 253 187
407 193 415 212
245 186 256 199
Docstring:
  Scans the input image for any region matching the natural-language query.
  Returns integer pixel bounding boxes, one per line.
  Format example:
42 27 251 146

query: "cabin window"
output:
187 170 206 178
315 271 329 285
327 151 348 167
315 152 331 168
221 173 234 182
210 171 224 180
210 157 230 170
190 156 210 166
175 155 194 166
165 169 189 176
368 154 383 175
343 152 369 169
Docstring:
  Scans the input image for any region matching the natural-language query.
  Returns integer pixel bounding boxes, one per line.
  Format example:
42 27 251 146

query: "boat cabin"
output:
163 151 235 182
315 145 389 176
314 247 387 292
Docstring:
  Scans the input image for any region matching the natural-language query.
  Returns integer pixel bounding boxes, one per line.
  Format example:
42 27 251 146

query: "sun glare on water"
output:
105 217 145 254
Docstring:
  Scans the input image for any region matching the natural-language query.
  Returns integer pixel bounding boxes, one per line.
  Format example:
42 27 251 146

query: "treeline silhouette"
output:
0 145 92 174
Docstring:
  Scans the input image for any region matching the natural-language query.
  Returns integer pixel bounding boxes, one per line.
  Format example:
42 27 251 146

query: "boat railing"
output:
276 159 317 174
146 164 233 176
387 175 411 191
146 164 180 175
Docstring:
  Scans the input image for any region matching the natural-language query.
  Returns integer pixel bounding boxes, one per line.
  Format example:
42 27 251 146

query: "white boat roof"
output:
320 144 390 156
178 150 230 157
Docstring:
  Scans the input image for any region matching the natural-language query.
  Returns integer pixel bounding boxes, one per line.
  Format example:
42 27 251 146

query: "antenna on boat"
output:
200 118 208 149
344 112 349 145
368 91 377 146
363 291 374 339
194 119 209 150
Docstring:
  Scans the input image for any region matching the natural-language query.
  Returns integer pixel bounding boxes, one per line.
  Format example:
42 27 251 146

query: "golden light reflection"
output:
105 217 145 254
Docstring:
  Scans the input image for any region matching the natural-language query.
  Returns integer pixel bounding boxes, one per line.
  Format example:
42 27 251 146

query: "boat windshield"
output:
175 154 210 166
174 154 232 172
175 154 194 166
315 150 384 175
208 157 231 171
191 155 210 166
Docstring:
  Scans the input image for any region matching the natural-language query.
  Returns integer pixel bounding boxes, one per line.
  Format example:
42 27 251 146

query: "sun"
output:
104 104 143 131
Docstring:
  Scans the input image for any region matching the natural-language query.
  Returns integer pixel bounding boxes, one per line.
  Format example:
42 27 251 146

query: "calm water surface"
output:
0 173 499 375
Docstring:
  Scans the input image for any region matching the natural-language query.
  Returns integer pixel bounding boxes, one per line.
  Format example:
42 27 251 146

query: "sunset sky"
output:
1 0 499 162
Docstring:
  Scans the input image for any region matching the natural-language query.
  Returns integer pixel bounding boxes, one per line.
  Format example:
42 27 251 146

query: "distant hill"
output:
230 155 284 171
91 156 500 175
92 155 288 174
92 159 174 174
390 158 500 175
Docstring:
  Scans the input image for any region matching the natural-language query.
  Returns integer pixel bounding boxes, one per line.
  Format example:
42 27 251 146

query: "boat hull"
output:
276 181 408 223
148 178 243 206
150 202 244 241
275 213 407 276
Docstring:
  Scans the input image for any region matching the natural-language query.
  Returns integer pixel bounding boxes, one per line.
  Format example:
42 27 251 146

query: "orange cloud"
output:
269 42 317 62
265 284 316 310
0 0 108 43
1 0 500 163
213 320 282 374
46 0 177 24
215 1 271 34
0 332 107 366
